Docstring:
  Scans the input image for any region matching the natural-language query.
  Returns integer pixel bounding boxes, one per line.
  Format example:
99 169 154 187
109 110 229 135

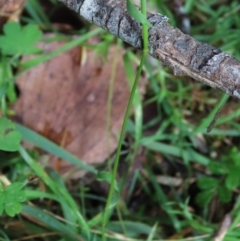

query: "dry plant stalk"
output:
59 0 240 98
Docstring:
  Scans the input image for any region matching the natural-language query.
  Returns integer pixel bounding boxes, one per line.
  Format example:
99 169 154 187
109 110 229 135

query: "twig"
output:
213 214 232 241
59 0 240 98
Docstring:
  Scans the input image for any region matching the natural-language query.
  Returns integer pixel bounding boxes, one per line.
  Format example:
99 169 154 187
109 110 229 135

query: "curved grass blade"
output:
15 123 97 174
20 28 102 72
193 94 229 134
19 146 90 238
22 205 78 241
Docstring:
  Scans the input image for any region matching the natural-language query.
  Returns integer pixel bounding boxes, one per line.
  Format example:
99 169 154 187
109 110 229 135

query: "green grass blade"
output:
146 223 158 241
123 52 143 147
25 190 60 201
141 140 210 165
21 205 78 241
193 94 229 134
20 28 102 72
25 0 51 25
15 123 97 174
19 146 90 238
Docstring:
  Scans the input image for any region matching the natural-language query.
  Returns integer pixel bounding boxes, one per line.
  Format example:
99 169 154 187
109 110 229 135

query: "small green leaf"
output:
196 190 214 207
209 162 227 175
5 201 22 217
5 182 24 192
225 167 240 190
97 171 119 191
4 183 26 204
0 22 42 55
15 193 27 203
197 177 218 190
0 118 21 152
218 185 232 203
0 182 26 217
127 0 152 27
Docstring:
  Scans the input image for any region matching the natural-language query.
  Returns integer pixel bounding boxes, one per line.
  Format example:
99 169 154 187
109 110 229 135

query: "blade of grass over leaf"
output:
15 124 97 174
20 28 103 72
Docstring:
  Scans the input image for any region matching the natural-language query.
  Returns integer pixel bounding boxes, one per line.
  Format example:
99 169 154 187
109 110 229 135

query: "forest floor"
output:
0 0 240 240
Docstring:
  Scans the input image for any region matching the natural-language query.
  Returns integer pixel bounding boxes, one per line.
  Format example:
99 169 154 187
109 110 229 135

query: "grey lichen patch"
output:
93 3 113 30
103 7 122 35
148 13 169 55
118 15 142 48
202 52 229 77
59 0 84 11
172 35 198 66
221 58 240 92
190 43 221 71
148 13 169 27
233 90 240 98
80 0 100 22
174 37 192 53
58 0 75 9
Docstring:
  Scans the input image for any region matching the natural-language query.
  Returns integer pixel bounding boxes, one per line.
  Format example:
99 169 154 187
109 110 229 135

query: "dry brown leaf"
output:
13 38 146 176
0 0 26 27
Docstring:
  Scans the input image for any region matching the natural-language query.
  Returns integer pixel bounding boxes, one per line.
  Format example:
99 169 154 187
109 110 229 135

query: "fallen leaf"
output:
13 37 146 176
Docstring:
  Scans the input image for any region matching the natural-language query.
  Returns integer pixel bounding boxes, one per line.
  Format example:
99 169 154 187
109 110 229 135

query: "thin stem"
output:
106 41 120 171
141 0 148 53
102 1 150 239
102 53 148 231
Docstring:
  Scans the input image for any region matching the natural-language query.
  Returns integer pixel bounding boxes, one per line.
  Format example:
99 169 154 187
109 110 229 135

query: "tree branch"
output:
59 0 240 98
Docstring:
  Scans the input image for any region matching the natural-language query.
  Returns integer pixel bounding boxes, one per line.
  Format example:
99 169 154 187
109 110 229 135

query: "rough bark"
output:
59 0 240 98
